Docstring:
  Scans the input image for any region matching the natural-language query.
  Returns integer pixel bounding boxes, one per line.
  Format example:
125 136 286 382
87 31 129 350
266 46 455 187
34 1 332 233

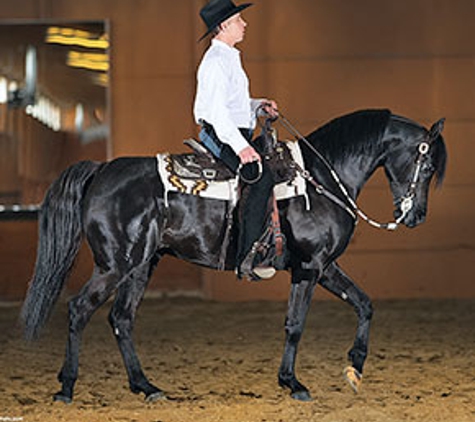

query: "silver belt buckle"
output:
203 169 216 179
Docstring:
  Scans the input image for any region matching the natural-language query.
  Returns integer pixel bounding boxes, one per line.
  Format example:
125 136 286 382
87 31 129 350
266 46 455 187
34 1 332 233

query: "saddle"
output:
167 141 235 182
156 123 308 277
173 133 297 186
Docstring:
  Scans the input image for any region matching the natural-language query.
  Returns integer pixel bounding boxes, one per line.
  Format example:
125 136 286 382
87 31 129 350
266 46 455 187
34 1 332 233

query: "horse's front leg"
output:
320 262 373 392
278 269 318 401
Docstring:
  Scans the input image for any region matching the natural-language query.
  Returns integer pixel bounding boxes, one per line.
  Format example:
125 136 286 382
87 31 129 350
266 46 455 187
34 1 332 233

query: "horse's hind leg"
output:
55 268 120 403
278 268 318 401
320 262 373 392
108 260 165 402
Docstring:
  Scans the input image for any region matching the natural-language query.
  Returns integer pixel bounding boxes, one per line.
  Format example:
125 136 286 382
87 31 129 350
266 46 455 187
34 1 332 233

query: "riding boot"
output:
236 160 276 280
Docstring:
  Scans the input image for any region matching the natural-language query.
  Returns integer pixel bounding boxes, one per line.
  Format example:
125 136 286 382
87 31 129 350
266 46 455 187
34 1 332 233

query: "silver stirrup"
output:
252 266 276 279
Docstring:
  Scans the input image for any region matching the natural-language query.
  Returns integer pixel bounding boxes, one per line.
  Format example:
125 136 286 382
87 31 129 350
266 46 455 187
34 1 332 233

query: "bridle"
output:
276 112 436 231
390 139 431 228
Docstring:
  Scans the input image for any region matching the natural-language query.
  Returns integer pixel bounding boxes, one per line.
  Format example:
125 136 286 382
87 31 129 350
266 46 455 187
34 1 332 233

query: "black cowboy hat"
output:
199 0 253 41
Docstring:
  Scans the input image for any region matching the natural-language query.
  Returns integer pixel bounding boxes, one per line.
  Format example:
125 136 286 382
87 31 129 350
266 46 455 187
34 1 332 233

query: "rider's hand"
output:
238 145 261 164
261 100 279 118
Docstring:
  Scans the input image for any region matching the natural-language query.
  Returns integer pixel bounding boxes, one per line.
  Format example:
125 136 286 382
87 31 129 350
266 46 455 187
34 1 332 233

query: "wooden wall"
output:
204 0 475 301
0 0 473 301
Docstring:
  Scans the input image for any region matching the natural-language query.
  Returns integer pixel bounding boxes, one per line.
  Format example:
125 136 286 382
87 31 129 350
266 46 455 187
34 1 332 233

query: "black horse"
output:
21 109 447 403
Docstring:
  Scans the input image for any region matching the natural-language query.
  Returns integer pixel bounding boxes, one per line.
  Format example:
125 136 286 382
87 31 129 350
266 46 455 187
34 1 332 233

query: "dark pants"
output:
199 123 275 270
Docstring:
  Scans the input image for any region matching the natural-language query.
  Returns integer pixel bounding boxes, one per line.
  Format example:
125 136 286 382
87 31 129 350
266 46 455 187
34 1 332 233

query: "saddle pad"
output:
156 141 309 209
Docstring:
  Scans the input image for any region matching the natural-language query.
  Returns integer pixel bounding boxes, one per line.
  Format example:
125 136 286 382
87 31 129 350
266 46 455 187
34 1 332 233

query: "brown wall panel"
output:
434 60 475 119
0 0 204 299
113 76 195 155
428 0 475 54
338 250 474 299
251 60 438 129
0 135 19 194
0 0 473 302
202 248 475 302
201 0 475 300
0 0 39 18
0 220 37 300
442 123 475 184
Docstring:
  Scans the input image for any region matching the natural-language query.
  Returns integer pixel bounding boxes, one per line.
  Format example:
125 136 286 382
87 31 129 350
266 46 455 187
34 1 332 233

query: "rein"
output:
276 112 432 231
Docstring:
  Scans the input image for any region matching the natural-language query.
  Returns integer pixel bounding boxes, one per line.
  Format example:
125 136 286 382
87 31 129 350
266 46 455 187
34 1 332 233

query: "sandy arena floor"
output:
1 297 475 422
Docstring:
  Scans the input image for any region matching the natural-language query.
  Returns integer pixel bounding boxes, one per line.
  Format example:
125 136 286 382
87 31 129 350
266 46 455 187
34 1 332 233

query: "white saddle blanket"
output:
156 140 309 208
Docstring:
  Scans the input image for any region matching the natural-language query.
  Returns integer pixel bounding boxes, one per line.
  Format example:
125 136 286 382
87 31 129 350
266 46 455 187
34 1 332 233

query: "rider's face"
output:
220 13 247 45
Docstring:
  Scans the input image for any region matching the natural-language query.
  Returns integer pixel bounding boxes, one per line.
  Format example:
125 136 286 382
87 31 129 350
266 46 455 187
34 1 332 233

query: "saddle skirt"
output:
156 140 310 208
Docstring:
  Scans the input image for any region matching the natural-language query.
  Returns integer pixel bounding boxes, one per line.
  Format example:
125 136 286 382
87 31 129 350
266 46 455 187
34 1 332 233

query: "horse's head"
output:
383 117 447 228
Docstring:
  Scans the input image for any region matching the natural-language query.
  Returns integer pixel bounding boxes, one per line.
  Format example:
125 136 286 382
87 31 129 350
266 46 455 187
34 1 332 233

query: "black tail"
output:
21 160 102 340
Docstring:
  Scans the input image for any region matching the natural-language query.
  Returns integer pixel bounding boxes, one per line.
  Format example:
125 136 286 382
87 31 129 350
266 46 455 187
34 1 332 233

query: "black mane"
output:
304 109 392 164
303 108 447 188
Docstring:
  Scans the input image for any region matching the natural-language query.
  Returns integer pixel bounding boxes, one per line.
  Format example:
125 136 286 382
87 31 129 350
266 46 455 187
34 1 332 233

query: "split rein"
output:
267 111 432 231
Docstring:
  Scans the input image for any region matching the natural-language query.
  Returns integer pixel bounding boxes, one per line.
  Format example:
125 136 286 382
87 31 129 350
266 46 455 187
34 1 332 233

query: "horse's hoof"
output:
290 390 313 402
343 366 362 393
145 391 167 403
53 393 72 404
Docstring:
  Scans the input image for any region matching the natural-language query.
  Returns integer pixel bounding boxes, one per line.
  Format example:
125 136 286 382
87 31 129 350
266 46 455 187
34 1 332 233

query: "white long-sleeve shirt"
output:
194 39 262 155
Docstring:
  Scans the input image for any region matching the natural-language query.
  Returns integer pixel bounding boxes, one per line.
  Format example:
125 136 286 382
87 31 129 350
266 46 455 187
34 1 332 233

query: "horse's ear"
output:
428 118 445 140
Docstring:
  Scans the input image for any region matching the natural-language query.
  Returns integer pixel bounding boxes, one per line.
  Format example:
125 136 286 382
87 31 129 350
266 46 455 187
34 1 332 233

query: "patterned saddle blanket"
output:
156 140 309 208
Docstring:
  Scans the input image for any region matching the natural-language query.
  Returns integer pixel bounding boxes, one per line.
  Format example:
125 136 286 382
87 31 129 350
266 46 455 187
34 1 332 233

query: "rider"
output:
194 0 279 280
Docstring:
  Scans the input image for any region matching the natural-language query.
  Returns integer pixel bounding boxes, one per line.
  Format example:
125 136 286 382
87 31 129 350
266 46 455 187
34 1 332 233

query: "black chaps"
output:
199 123 275 269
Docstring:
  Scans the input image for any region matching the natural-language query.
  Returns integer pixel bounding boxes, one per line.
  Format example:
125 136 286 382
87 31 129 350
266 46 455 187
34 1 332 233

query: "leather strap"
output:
271 195 284 257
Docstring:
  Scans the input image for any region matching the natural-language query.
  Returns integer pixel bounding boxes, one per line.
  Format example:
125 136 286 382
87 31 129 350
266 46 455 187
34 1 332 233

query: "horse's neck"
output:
334 153 383 199
336 119 424 198
310 140 384 200
305 112 413 200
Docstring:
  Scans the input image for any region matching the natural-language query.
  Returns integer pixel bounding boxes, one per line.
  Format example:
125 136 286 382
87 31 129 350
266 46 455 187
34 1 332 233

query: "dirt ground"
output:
1 296 475 422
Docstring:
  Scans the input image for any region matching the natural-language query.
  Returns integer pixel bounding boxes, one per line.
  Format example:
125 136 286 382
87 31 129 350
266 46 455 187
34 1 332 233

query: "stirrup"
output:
238 240 276 282
252 266 276 279
235 265 276 282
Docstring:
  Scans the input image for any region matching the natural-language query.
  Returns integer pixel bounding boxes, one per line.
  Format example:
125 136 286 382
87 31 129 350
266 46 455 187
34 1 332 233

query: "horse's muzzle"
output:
394 207 426 228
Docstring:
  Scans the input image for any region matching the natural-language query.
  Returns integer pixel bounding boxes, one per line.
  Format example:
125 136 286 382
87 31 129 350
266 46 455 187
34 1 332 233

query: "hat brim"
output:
198 3 253 41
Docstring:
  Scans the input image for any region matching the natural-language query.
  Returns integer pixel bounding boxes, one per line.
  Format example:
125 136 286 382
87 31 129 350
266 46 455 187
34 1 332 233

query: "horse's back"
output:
85 156 161 197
